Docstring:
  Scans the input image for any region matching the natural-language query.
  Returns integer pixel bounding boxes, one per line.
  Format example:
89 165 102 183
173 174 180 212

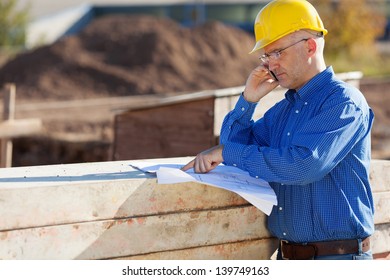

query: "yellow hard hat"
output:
250 0 328 53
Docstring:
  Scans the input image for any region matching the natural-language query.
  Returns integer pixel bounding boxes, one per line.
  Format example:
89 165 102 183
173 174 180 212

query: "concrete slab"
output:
0 158 389 259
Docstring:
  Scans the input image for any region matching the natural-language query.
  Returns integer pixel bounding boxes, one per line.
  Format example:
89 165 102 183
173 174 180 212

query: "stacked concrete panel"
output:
0 158 388 259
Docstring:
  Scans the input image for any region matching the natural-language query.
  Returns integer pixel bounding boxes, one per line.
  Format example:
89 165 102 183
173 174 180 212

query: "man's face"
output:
261 34 309 90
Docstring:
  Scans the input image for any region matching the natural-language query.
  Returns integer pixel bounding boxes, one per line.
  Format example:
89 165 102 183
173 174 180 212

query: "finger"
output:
198 159 207 173
254 64 270 75
192 156 205 173
194 158 204 173
210 161 221 170
181 159 195 171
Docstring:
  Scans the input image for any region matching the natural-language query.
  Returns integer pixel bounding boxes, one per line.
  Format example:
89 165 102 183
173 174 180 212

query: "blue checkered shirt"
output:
221 67 375 242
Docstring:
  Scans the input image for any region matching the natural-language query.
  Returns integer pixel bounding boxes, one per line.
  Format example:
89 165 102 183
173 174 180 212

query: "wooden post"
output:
1 84 16 168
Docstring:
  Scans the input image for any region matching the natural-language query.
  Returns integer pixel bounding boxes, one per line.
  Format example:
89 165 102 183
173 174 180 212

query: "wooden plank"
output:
0 157 388 260
214 94 239 136
373 192 390 224
1 84 16 168
0 119 42 138
0 159 249 231
0 206 271 260
372 223 390 255
115 238 279 260
2 84 16 120
1 208 386 260
0 137 12 168
114 86 246 115
0 158 388 232
0 178 250 231
1 84 43 168
370 159 390 192
114 98 215 160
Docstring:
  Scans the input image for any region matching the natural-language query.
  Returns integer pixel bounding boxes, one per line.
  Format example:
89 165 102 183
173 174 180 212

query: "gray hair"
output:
290 29 325 52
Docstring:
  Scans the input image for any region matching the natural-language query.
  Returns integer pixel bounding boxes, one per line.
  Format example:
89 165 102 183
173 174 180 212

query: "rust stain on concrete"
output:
105 221 115 230
247 207 260 224
0 232 8 241
176 198 185 208
136 218 146 225
206 211 216 220
190 212 200 219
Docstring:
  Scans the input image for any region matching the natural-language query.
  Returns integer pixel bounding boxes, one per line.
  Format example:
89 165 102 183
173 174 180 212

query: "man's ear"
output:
306 38 317 56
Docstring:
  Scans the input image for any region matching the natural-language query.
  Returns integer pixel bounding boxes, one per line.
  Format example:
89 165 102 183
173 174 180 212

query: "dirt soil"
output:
0 15 258 101
0 15 389 166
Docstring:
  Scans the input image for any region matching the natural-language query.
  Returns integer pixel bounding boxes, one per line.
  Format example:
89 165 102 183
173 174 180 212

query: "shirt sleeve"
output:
220 94 271 147
221 92 373 185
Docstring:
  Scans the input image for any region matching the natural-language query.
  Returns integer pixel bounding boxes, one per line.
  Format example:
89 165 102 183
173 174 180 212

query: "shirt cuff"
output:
222 142 247 170
233 94 258 122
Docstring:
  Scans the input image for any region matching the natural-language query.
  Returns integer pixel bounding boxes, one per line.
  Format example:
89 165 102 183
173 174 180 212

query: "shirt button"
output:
283 232 287 236
304 102 308 105
295 110 299 113
233 163 237 167
287 132 291 136
255 176 259 179
279 207 283 211
241 107 245 111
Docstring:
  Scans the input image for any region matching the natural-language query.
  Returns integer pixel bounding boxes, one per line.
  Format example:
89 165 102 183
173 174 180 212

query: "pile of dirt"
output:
0 15 258 101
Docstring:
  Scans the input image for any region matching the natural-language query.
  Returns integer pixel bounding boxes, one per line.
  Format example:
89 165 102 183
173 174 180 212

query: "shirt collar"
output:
285 66 335 104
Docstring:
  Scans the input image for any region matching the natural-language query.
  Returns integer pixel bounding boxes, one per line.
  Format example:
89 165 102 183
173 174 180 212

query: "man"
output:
182 0 375 260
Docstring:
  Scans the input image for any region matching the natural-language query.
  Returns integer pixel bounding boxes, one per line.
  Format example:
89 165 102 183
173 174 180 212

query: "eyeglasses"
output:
259 38 309 64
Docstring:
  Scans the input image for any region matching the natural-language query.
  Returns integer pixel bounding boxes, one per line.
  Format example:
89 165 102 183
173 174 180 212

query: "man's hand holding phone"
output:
243 65 279 103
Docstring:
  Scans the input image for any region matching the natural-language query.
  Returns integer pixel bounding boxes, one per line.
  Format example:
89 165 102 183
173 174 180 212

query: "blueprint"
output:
130 162 277 215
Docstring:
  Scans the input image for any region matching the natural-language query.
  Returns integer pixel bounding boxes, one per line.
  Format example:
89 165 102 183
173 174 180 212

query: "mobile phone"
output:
269 70 278 81
263 62 278 81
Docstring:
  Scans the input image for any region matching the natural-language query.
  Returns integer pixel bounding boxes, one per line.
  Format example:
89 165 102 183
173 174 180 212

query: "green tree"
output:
0 0 29 47
313 0 386 58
